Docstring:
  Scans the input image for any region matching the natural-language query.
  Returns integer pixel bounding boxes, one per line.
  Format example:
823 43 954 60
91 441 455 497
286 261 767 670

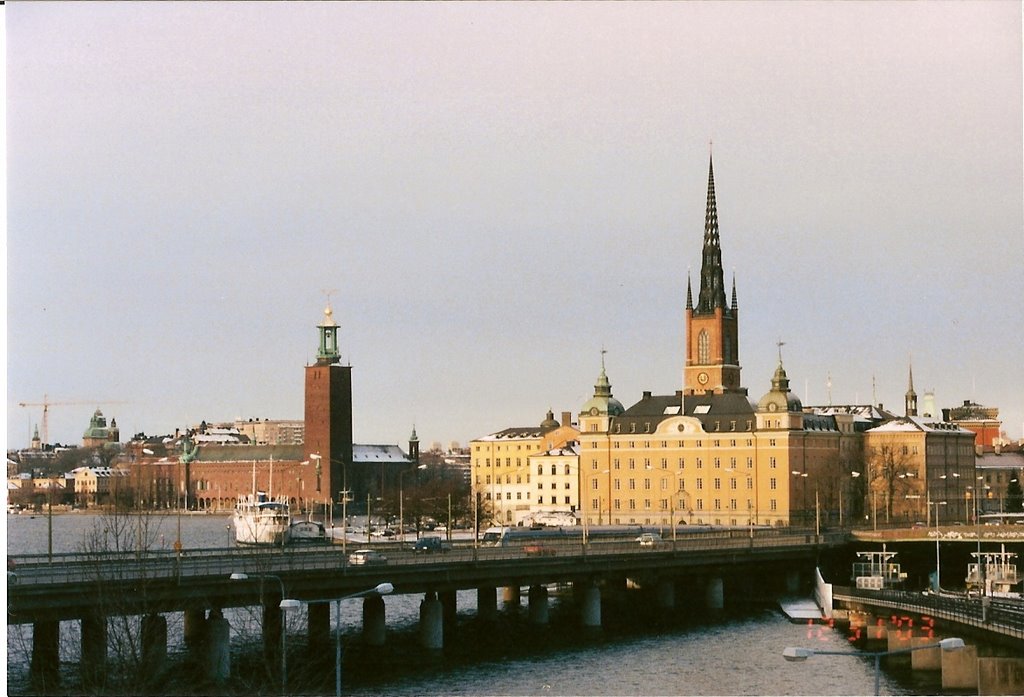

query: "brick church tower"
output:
304 304 354 508
683 152 745 396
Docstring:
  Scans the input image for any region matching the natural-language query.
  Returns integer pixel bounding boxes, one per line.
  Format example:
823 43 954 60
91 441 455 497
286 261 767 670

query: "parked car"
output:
348 549 387 565
413 536 450 554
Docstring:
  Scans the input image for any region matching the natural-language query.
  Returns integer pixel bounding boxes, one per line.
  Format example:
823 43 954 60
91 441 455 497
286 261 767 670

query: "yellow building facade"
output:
471 410 579 525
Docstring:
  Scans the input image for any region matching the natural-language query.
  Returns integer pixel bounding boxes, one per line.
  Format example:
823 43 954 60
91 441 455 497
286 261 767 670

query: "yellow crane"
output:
17 394 129 446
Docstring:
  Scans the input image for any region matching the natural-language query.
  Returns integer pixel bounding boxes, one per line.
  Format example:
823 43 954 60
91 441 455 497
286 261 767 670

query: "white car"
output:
348 549 387 565
637 533 661 548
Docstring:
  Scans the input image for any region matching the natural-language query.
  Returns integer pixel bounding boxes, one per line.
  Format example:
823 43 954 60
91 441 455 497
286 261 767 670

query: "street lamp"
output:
229 572 299 694
289 582 394 697
783 637 965 696
399 464 427 543
928 497 947 590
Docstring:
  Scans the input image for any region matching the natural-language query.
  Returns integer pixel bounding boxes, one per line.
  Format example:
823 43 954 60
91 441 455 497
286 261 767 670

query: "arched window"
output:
698 330 710 364
723 329 732 364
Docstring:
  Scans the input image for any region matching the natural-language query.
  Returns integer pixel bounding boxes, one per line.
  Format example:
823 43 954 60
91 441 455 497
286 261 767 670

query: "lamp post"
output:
928 496 947 590
283 582 394 697
229 572 300 694
783 637 965 696
399 464 427 544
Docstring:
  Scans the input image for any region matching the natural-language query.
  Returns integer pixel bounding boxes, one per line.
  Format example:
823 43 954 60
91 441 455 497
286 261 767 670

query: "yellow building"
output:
577 155 861 529
527 441 581 525
470 410 579 525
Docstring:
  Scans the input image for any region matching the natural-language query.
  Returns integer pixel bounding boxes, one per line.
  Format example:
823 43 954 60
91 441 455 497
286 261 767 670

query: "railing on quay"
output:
832 585 1024 642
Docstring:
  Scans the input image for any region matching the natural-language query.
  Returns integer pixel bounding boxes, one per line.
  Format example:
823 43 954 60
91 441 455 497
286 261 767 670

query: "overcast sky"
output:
6 2 1023 451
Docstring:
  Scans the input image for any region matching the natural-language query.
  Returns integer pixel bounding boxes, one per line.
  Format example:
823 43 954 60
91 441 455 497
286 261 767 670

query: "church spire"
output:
696 152 728 314
905 358 918 417
731 272 738 311
686 271 693 310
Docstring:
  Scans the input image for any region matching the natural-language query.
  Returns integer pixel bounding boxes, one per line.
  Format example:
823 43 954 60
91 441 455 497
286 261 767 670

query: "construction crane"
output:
17 394 129 447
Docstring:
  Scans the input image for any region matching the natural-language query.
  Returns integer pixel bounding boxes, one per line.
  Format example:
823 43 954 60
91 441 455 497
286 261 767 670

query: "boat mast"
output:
269 454 274 497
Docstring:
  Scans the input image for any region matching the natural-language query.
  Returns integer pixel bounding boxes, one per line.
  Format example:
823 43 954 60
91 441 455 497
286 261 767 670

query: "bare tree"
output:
866 445 919 522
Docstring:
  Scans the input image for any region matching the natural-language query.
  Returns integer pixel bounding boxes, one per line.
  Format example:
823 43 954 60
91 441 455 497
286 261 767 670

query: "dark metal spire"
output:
686 271 693 310
696 152 728 314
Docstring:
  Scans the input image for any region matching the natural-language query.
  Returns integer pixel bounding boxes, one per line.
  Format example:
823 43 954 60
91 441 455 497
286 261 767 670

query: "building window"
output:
614 479 621 490
644 478 651 490
565 496 571 505
628 479 636 490
537 464 543 475
697 478 704 490
538 496 544 504
591 479 598 490
714 478 721 490
770 499 777 511
770 477 777 490
714 499 721 510
698 330 710 364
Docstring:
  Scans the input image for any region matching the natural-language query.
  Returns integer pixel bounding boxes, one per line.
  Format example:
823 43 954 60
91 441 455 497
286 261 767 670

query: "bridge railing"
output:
832 585 1024 641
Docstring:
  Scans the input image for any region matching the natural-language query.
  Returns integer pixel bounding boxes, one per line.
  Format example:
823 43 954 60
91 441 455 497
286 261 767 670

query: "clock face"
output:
590 407 599 416
697 372 709 385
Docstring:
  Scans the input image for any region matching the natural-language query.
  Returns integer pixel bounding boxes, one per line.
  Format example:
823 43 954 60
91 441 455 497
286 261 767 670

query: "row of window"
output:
589 497 778 512
590 456 777 470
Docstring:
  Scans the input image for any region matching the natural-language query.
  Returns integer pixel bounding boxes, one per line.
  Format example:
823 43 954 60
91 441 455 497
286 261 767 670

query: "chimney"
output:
643 391 652 399
561 411 573 428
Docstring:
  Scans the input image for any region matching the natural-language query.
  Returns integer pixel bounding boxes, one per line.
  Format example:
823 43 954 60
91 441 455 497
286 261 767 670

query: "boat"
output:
233 457 290 545
288 518 327 543
234 492 291 545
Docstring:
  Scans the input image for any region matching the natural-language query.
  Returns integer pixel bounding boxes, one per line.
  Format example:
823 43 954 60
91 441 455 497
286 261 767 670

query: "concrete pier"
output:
656 579 676 610
581 584 601 628
30 619 60 690
140 614 168 677
528 585 549 625
477 586 497 621
941 644 978 690
439 589 458 634
978 657 1024 695
262 601 283 678
419 592 443 650
183 608 207 646
206 609 230 684
705 576 724 612
362 595 386 646
81 613 107 687
308 602 330 649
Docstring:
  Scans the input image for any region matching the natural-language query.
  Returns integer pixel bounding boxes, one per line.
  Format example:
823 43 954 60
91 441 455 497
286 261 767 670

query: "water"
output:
5 513 958 696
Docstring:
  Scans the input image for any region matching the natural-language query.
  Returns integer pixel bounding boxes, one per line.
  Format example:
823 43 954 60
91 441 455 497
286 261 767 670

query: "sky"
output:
5 2 1023 452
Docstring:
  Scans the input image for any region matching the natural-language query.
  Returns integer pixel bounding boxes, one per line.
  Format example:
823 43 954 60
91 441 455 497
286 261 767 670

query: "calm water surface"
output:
6 513 958 696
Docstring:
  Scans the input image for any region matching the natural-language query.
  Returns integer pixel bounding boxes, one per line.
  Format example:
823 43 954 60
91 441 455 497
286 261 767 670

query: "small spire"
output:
776 338 785 364
409 424 418 442
685 272 693 310
730 272 738 311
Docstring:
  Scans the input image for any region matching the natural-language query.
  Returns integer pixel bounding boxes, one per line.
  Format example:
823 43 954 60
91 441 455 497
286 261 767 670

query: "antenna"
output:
827 371 833 406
